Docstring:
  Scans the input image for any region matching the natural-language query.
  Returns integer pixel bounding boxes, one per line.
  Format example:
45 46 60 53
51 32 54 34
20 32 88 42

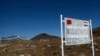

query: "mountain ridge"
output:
31 33 60 40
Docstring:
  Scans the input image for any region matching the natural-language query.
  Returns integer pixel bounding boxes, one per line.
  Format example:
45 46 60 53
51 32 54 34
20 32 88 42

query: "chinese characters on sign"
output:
65 18 91 45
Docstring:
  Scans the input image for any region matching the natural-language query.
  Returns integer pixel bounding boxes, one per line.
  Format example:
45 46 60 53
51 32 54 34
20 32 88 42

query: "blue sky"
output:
0 0 100 39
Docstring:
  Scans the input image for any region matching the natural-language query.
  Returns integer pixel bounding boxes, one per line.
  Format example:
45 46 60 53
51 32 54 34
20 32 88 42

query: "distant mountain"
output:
31 33 60 40
93 26 100 37
31 26 100 40
1 35 23 42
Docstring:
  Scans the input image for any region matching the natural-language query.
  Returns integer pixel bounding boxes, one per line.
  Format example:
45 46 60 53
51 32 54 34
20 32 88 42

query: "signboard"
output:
65 18 91 45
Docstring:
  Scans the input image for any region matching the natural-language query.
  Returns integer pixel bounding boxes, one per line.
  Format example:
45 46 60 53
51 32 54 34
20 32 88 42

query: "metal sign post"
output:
90 19 95 56
60 14 64 56
60 14 95 56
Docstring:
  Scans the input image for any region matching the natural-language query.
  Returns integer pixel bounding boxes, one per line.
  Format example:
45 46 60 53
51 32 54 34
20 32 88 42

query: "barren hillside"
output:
0 27 100 56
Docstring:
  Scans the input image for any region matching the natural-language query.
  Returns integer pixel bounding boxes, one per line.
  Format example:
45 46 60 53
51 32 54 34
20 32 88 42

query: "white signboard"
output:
65 18 91 45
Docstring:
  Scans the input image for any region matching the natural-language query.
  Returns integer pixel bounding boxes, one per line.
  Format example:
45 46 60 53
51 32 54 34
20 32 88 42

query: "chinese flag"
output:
66 19 72 25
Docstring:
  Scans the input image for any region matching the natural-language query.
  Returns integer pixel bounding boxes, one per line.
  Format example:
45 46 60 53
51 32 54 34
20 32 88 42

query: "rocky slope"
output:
0 27 100 56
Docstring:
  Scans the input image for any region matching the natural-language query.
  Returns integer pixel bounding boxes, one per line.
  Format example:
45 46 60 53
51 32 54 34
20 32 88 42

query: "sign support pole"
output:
60 14 64 56
90 19 95 56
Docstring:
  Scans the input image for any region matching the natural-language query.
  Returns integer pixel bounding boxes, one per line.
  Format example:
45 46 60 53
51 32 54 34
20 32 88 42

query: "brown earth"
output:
0 27 100 56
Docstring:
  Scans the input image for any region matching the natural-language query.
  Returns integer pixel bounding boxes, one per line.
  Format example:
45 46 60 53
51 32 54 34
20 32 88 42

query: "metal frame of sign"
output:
60 14 95 56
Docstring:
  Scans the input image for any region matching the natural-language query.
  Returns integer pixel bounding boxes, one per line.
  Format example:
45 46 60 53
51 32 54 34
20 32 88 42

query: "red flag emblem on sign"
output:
67 19 72 25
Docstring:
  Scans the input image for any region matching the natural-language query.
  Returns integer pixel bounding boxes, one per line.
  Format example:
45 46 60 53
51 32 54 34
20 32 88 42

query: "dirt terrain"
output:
0 27 100 56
